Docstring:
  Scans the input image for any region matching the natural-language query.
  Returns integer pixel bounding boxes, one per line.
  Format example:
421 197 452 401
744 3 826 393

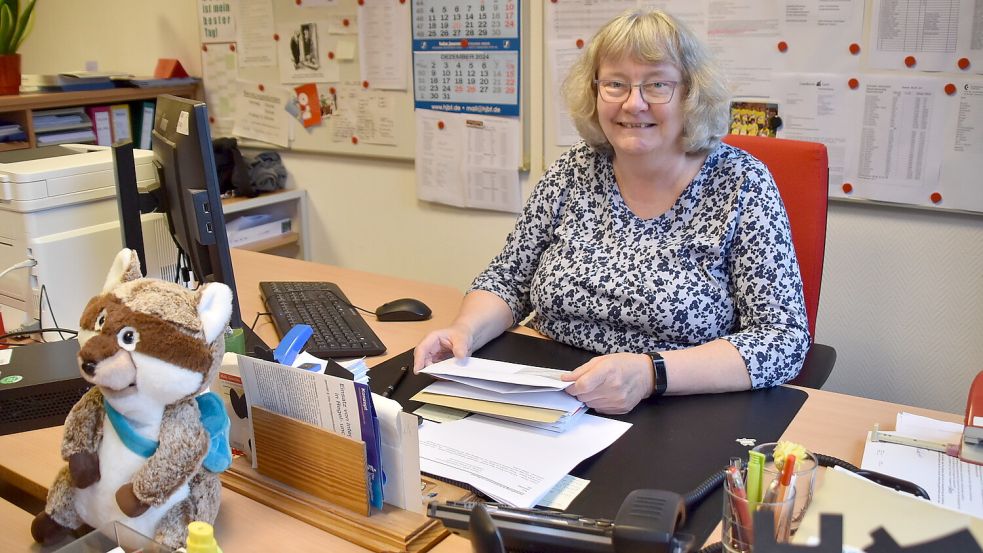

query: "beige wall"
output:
20 0 202 77
19 1 983 415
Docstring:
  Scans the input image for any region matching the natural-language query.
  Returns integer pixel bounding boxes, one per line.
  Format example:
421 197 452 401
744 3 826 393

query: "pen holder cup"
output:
750 443 818 534
722 486 795 552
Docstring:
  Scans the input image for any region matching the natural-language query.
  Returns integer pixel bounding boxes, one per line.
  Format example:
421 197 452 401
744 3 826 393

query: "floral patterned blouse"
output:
470 141 809 387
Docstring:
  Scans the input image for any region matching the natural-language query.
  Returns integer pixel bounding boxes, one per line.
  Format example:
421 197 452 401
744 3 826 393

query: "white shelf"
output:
221 189 309 260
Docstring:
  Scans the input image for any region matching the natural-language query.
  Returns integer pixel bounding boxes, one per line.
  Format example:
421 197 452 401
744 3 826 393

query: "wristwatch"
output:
645 352 667 396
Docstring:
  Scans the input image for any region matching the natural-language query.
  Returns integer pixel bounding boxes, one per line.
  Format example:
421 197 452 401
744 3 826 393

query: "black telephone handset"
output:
428 489 691 553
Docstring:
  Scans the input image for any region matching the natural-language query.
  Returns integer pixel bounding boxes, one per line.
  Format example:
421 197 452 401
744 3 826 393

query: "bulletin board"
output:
199 0 530 166
541 0 983 215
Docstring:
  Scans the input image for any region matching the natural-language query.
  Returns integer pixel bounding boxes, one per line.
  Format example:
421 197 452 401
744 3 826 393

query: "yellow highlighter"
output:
746 450 765 509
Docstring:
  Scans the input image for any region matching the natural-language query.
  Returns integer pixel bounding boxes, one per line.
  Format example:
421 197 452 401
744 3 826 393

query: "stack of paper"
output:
0 121 26 142
418 413 631 508
32 107 96 146
413 380 586 432
860 412 983 518
416 357 586 431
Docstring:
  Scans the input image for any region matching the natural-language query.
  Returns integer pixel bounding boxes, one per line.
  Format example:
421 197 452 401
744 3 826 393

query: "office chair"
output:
722 135 836 389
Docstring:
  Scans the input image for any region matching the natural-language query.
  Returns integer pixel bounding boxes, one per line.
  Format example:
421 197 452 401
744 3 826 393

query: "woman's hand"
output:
561 353 655 414
413 323 475 373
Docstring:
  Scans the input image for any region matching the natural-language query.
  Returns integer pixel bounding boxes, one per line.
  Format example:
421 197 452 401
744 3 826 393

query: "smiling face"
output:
595 57 687 160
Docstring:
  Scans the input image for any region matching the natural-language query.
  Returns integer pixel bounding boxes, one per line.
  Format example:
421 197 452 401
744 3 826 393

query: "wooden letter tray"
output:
221 406 467 553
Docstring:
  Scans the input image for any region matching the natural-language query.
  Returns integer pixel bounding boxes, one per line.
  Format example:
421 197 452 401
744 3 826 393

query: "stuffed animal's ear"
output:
101 249 142 293
197 283 233 343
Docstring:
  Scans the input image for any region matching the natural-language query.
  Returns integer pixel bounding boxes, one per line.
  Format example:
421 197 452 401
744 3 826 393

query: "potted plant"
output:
0 0 36 95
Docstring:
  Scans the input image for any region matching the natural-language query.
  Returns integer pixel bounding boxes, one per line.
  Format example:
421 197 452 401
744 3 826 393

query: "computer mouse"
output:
375 298 433 322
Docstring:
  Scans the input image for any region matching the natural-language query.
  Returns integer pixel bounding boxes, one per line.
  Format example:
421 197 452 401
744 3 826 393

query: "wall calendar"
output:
411 0 521 116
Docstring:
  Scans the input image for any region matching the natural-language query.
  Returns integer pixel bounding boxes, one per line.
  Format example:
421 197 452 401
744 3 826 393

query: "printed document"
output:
861 412 983 518
419 413 631 508
236 355 385 509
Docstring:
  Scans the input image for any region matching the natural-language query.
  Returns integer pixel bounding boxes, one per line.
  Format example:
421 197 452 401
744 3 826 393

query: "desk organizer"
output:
221 406 470 553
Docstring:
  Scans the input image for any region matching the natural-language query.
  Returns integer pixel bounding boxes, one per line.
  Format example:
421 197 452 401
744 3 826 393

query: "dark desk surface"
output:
371 332 807 545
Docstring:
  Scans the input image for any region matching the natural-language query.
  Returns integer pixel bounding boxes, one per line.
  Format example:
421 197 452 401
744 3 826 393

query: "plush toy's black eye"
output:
117 326 140 351
95 310 107 331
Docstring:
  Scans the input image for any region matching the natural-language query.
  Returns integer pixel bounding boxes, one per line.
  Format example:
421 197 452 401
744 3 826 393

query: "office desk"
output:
0 250 962 551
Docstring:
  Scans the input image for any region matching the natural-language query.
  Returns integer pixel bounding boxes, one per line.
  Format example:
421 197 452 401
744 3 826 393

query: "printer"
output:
0 144 175 331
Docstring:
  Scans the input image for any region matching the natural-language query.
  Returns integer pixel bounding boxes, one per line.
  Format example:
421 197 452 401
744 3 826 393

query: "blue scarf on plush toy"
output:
103 392 233 473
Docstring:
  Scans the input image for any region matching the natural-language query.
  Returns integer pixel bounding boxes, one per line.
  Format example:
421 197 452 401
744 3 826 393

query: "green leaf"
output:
0 4 15 55
11 0 34 52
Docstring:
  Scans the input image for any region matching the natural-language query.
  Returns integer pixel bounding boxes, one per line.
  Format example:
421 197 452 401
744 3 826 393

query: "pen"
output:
383 365 409 398
725 465 754 549
772 454 797 536
775 454 796 504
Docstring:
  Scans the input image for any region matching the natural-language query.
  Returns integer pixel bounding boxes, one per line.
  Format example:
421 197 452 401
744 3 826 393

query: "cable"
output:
683 468 726 512
0 328 78 341
815 453 859 473
251 311 271 331
0 259 37 280
38 284 70 341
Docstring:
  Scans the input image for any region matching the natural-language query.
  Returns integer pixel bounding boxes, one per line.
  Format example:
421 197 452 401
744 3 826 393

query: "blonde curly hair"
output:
562 9 730 155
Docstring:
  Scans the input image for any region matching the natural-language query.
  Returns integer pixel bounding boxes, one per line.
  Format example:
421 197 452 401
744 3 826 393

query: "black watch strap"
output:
646 352 667 396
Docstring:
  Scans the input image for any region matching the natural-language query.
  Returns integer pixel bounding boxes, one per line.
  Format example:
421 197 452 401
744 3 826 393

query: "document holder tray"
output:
221 407 467 553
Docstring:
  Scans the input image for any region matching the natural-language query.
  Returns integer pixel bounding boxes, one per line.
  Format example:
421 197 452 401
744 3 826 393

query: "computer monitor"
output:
111 140 147 276
150 94 243 329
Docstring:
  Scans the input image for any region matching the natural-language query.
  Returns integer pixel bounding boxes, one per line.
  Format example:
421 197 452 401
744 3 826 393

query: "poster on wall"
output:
411 0 521 116
199 0 236 43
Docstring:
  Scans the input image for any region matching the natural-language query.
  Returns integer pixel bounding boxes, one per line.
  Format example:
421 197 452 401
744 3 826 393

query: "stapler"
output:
960 370 983 465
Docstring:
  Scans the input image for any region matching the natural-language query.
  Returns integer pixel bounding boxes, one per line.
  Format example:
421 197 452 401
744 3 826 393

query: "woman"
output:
413 9 809 414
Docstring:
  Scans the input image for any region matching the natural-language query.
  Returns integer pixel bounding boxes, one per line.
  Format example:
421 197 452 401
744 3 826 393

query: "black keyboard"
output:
259 281 386 358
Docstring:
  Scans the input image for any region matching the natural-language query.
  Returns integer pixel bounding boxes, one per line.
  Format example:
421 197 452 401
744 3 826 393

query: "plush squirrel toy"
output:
31 249 234 549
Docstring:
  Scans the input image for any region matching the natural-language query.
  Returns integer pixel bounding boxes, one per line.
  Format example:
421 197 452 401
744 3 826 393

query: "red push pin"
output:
777 41 788 53
202 44 208 52
343 18 350 26
437 120 445 130
328 51 335 60
848 78 859 89
958 58 970 70
296 0 302 4
551 0 558 3
461 39 469 48
273 33 280 41
930 192 942 204
357 0 364 5
362 80 369 89
904 55 916 67
258 84 265 92
209 116 215 124
849 43 860 55
329 87 336 95
945 83 957 95
576 38 584 49
842 183 853 194
230 44 236 51
351 136 359 144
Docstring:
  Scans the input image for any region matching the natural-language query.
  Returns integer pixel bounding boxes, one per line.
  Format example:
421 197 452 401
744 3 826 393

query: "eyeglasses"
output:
594 79 678 104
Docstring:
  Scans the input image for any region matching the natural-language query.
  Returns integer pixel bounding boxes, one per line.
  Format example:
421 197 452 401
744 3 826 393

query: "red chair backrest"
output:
722 135 829 340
